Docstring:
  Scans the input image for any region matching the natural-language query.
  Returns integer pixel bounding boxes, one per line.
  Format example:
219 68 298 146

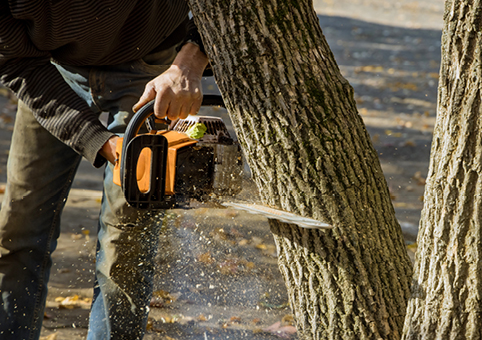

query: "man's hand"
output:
101 43 209 164
132 42 209 120
100 135 120 165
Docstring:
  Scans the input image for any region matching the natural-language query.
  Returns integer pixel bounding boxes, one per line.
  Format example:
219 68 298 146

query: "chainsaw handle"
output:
123 94 225 148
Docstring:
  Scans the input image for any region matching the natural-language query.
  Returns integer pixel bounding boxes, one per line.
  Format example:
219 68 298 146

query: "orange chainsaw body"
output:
113 97 242 209
113 130 198 196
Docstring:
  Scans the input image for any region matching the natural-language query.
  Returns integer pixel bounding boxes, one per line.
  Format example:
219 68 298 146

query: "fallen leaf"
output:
258 301 290 309
258 293 289 309
150 296 164 308
354 65 384 73
179 316 195 325
238 239 249 246
218 259 242 275
255 244 268 250
262 321 297 338
407 243 418 250
389 82 418 92
0 114 13 123
246 262 255 270
151 290 181 305
225 210 238 218
146 317 154 331
389 188 397 200
229 316 242 323
70 233 83 240
281 315 295 326
159 314 173 323
403 140 416 147
39 333 58 340
412 171 426 185
197 252 215 265
56 295 92 309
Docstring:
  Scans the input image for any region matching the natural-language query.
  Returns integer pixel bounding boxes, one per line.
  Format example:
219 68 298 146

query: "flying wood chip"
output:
221 202 332 229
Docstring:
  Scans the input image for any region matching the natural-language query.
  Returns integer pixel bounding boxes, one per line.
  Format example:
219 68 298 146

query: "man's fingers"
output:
188 95 203 117
153 86 172 119
184 103 194 120
179 104 190 120
154 94 169 119
167 100 181 121
133 84 155 113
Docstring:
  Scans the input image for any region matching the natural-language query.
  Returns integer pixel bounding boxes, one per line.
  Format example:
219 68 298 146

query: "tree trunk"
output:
189 1 413 338
402 1 482 339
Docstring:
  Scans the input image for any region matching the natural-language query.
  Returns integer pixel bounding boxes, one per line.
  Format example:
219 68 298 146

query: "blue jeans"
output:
0 47 177 340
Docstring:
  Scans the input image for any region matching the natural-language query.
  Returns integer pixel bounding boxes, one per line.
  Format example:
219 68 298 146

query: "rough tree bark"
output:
189 1 413 339
402 1 482 339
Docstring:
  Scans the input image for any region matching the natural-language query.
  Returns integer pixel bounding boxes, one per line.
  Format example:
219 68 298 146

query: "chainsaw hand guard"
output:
122 134 170 209
117 100 173 209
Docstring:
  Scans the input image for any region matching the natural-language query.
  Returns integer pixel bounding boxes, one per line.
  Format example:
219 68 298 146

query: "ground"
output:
0 0 444 339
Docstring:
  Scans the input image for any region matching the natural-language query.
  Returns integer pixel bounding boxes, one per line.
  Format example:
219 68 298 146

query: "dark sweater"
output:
0 0 194 166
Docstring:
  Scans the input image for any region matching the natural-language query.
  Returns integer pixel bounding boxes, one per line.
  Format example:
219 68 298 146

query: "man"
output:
0 1 209 339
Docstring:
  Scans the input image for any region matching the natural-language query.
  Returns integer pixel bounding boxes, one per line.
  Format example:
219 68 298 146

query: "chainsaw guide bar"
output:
221 202 332 229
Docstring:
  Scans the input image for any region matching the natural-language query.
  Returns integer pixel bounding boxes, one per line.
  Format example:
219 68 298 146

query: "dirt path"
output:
0 1 445 339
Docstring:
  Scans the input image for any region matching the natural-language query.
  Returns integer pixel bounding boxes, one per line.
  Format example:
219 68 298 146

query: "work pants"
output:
0 47 176 340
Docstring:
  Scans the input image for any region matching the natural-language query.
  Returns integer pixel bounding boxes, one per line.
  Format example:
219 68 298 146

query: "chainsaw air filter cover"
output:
172 116 232 143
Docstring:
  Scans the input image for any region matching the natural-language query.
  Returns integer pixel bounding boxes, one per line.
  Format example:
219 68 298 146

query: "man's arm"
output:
0 56 116 167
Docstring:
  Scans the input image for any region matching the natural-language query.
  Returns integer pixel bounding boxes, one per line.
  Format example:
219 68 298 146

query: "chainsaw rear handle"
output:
120 95 225 199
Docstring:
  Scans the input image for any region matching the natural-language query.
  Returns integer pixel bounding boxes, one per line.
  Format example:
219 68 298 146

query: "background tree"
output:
402 1 482 339
189 0 413 339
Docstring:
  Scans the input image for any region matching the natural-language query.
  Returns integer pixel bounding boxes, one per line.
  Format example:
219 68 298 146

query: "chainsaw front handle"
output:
122 94 225 157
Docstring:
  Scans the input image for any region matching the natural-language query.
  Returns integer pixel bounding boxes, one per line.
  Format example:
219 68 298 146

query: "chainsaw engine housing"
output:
172 116 243 200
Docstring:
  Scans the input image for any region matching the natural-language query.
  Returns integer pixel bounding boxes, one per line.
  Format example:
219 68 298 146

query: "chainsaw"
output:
113 95 331 229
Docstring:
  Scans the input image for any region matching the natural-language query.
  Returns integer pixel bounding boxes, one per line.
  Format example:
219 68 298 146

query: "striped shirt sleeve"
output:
0 2 118 167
